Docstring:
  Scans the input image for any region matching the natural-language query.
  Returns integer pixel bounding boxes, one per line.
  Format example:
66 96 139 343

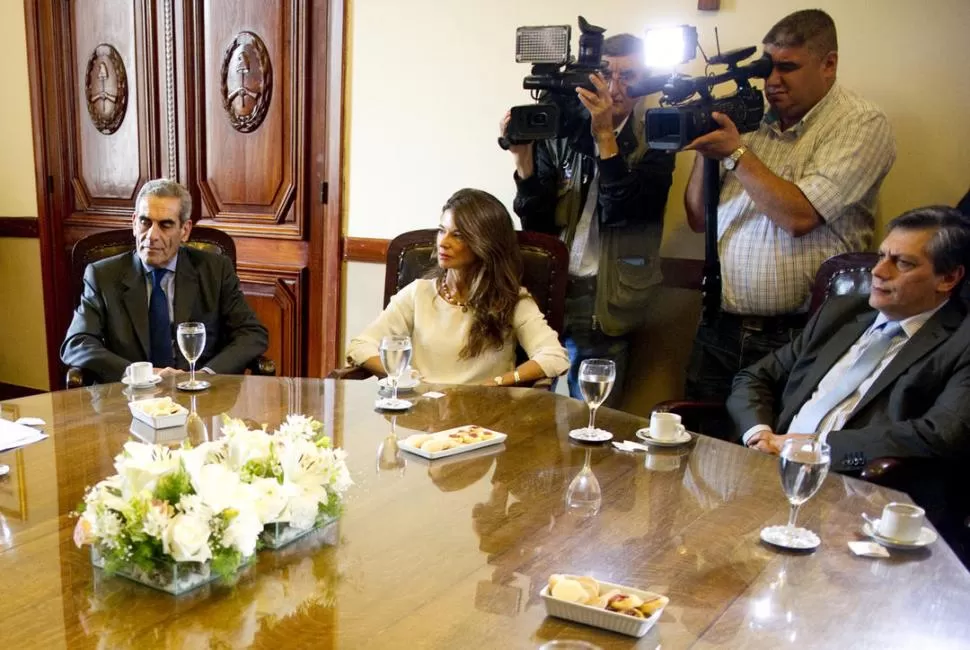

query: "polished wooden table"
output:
1 376 969 649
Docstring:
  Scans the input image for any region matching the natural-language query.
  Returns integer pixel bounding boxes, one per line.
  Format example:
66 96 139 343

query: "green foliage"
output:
210 547 243 579
153 465 194 504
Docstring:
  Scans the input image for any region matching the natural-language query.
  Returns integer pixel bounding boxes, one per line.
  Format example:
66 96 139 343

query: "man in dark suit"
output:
728 205 970 467
60 179 268 383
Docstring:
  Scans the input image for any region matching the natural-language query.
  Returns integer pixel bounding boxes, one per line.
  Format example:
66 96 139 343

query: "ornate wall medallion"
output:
85 44 128 135
221 31 273 133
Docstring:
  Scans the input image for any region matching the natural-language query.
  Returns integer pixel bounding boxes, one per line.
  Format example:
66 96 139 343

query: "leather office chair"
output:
65 227 275 388
331 229 568 386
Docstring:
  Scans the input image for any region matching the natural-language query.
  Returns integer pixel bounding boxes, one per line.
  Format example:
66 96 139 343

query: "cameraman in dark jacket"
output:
505 33 675 406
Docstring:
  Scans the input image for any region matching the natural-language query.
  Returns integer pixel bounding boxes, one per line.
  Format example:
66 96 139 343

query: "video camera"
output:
498 16 608 150
644 28 773 151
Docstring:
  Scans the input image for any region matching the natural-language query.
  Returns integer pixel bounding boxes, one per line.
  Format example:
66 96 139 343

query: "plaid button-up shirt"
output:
718 83 896 315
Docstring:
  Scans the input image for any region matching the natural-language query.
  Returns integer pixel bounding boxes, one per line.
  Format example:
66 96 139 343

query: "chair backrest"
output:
808 252 879 316
383 229 569 335
70 226 237 307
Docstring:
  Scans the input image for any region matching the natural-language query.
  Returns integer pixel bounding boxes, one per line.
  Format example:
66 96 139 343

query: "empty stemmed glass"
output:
763 437 831 548
379 335 412 402
564 448 602 518
176 322 209 391
578 359 615 436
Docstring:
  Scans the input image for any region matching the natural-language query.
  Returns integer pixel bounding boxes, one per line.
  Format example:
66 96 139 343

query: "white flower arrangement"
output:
74 414 352 591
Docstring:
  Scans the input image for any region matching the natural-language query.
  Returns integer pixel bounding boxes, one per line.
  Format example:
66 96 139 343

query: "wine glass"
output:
185 394 208 445
176 322 209 391
578 359 615 435
777 438 831 546
379 335 412 401
564 448 602 518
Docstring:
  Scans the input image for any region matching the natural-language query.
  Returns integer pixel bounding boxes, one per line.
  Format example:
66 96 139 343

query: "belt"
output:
718 311 808 333
567 275 598 296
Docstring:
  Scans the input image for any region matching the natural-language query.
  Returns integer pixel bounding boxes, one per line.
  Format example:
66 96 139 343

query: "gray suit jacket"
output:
60 247 269 382
727 295 970 472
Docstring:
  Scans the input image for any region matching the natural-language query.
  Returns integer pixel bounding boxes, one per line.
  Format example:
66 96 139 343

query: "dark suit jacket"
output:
727 295 970 473
60 246 269 382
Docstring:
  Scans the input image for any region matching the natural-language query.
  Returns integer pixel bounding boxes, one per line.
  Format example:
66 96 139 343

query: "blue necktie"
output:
149 268 174 367
788 321 904 434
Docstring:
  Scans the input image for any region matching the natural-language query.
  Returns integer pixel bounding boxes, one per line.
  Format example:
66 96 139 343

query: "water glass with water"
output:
379 335 412 401
578 359 615 433
177 322 207 389
778 437 831 545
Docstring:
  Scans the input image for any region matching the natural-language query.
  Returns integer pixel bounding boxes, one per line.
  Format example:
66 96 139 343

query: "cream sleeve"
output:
345 281 418 367
512 294 570 378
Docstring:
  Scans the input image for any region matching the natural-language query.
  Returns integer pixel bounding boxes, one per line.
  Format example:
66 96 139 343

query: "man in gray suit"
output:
728 205 970 474
60 179 268 383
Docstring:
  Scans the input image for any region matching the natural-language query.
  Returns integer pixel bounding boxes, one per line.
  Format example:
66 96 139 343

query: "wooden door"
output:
25 0 343 385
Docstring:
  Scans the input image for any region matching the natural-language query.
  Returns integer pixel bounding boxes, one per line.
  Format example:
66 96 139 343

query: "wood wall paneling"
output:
238 268 305 377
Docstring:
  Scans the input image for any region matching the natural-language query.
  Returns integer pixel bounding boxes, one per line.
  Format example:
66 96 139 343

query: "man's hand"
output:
683 112 743 160
154 367 183 377
747 430 815 455
576 74 615 139
500 111 534 178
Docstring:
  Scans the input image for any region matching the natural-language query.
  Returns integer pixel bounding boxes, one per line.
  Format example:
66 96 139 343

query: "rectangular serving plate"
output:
128 398 189 429
398 425 507 460
540 576 667 638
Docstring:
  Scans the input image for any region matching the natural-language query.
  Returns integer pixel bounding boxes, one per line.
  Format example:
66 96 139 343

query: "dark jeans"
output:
562 278 630 409
686 315 802 406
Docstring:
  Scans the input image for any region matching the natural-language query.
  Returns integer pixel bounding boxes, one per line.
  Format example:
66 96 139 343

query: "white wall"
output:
342 0 970 409
345 0 970 244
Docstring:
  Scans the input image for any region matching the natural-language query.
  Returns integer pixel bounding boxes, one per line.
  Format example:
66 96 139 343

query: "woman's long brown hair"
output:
431 188 524 359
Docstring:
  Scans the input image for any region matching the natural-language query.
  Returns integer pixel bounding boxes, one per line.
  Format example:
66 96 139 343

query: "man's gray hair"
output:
134 179 193 224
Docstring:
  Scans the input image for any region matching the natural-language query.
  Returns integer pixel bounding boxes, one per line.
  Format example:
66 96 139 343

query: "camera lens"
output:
529 114 549 127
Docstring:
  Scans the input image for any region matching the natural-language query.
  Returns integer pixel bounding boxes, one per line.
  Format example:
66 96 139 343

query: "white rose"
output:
221 508 262 557
163 513 212 563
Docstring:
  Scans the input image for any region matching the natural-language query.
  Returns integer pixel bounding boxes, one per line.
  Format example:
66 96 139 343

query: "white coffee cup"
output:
877 502 925 542
649 411 685 441
125 361 154 384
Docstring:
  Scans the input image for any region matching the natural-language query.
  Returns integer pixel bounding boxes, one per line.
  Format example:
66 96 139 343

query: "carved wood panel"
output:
190 0 300 236
69 0 156 213
238 268 305 377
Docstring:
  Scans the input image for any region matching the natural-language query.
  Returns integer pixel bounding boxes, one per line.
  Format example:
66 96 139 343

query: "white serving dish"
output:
540 577 668 638
128 398 189 429
398 425 507 460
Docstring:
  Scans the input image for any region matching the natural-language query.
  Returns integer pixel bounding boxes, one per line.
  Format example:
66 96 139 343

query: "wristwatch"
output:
723 145 748 171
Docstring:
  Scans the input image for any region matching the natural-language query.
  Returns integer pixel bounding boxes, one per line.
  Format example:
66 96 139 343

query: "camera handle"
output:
701 157 722 325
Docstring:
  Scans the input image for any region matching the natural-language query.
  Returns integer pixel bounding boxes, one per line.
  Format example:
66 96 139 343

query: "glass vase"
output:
90 546 250 596
260 513 339 550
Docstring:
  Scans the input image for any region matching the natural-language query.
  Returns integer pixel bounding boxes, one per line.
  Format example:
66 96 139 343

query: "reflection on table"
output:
0 375 968 649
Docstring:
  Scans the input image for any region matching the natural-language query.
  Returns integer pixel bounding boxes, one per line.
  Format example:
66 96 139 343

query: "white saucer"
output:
635 427 692 447
568 427 613 443
378 376 420 392
121 374 163 388
375 397 413 411
760 525 821 550
863 521 938 549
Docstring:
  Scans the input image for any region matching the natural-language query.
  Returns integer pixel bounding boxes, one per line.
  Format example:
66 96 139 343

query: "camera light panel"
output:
515 25 571 65
643 25 698 69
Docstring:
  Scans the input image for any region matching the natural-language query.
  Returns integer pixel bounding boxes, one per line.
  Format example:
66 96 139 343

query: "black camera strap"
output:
701 157 722 325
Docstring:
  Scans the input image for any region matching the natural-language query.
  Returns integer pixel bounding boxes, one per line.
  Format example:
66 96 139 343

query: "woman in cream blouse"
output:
346 188 569 385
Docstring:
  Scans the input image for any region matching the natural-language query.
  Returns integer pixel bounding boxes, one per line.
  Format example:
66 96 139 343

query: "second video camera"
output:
644 30 773 151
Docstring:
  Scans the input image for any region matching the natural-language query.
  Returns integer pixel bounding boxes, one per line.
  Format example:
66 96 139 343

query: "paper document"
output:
0 418 48 453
